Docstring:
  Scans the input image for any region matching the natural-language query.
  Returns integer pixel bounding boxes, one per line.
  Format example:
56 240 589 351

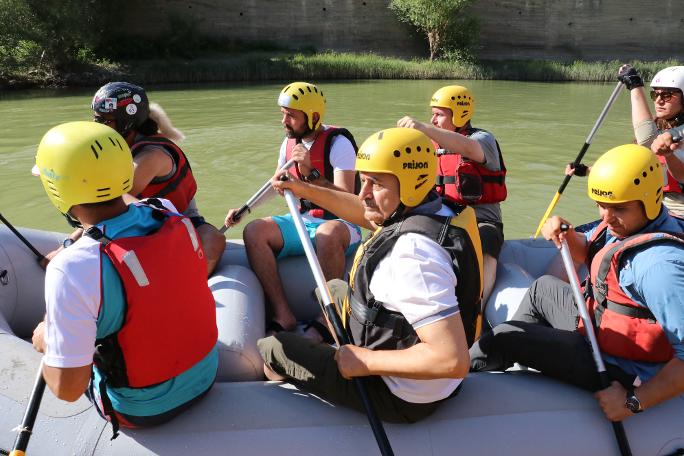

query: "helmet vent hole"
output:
405 147 411 154
115 138 123 150
650 166 654 171
314 87 318 93
393 150 401 157
284 85 291 92
416 146 422 152
90 145 99 159
108 137 116 146
307 86 312 92
451 96 455 100
292 94 299 101
321 90 324 97
642 171 647 178
298 88 305 95
634 178 641 185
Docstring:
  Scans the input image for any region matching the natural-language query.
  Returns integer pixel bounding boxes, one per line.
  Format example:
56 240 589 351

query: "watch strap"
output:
303 168 321 182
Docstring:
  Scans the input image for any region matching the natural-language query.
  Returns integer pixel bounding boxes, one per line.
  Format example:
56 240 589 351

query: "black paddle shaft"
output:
323 305 395 456
11 369 46 454
0 213 46 262
558 142 591 195
596 371 633 456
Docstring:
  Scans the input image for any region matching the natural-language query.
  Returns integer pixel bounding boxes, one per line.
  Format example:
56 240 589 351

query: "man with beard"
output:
225 82 360 340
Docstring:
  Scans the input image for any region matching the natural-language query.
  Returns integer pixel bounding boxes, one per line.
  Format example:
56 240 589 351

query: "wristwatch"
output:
625 386 643 414
303 168 321 182
62 237 75 249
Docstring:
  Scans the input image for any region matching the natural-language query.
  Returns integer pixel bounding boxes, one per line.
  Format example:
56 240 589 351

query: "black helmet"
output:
91 82 150 137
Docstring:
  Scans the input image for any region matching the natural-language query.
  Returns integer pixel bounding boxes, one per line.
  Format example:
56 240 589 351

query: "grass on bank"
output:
3 52 683 88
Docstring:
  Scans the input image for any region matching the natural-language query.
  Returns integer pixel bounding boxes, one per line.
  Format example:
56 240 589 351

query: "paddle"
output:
281 184 394 456
558 229 633 456
219 158 297 234
0 213 46 262
533 82 623 238
10 360 46 456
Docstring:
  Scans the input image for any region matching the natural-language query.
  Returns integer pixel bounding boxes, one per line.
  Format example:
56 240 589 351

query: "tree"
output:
389 0 477 61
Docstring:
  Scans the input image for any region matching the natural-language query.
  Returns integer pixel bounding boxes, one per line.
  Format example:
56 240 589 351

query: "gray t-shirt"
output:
469 129 503 224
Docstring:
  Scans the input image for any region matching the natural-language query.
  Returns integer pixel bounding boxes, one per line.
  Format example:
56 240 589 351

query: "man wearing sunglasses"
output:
618 64 684 216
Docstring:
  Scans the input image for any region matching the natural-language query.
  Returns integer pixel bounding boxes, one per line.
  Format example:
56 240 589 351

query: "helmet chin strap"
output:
380 202 405 227
63 211 82 229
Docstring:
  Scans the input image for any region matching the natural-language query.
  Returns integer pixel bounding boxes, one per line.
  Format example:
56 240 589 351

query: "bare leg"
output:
304 220 351 342
313 220 350 280
196 223 227 276
243 218 296 331
263 363 286 381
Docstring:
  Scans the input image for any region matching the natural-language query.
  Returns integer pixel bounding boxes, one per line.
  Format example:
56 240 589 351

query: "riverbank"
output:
1 52 681 89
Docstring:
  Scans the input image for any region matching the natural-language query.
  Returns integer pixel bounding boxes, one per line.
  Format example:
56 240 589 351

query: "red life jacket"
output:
658 155 682 194
285 127 358 219
92 210 218 388
580 223 680 363
131 135 198 213
433 127 507 205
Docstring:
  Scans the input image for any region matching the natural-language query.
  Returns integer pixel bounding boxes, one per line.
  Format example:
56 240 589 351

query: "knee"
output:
201 227 226 257
315 223 348 253
244 219 280 250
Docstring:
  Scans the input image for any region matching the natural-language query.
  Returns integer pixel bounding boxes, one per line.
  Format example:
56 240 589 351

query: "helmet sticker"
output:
104 98 117 110
132 94 142 103
126 104 138 115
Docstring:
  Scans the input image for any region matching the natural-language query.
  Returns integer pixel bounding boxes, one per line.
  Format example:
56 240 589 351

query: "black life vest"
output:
343 198 483 350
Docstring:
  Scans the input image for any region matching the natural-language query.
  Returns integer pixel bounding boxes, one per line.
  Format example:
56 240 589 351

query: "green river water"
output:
0 80 635 238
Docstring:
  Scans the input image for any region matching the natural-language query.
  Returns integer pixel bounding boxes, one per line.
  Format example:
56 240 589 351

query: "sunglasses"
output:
650 90 680 102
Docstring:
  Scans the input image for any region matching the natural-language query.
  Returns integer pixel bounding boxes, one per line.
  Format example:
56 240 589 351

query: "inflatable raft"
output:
0 225 682 455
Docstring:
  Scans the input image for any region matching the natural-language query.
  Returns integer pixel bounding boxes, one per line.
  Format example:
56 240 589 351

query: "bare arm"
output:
42 364 92 402
664 152 684 182
652 131 684 181
129 146 174 196
397 116 485 163
335 313 469 379
595 358 684 421
629 87 654 128
273 177 372 229
32 321 91 402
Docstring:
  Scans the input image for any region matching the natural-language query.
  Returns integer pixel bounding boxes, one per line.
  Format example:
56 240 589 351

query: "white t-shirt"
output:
277 125 356 172
368 205 463 404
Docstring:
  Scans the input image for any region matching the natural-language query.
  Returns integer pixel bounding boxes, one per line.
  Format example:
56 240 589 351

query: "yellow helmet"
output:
35 121 133 214
356 128 436 207
278 82 326 130
430 85 475 128
588 144 663 220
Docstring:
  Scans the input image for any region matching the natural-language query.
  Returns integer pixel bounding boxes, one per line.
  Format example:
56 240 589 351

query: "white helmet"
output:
650 66 684 91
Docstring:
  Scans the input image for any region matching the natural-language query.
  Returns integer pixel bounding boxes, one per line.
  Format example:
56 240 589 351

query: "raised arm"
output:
397 117 485 163
273 177 371 229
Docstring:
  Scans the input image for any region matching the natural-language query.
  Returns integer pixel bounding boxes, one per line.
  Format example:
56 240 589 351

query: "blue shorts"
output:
272 214 362 259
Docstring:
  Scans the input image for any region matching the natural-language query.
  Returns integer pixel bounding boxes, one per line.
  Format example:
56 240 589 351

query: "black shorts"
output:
478 221 504 259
